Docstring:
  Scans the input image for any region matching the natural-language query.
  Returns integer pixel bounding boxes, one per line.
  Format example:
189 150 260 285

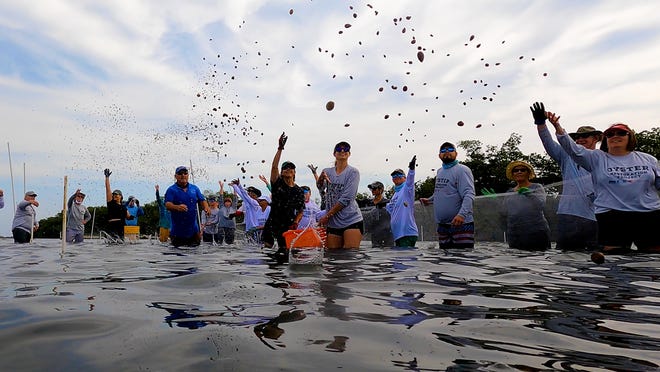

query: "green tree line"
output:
37 128 660 238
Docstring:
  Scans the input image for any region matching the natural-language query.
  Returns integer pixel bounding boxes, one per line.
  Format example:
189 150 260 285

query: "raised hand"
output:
104 168 112 177
307 164 318 173
278 132 288 150
530 102 546 125
408 155 417 170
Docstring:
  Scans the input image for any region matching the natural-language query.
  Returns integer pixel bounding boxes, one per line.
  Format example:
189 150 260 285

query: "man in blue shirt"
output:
164 166 211 247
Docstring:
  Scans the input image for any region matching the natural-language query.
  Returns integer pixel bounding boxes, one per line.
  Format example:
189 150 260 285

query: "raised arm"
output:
270 132 287 184
104 168 112 202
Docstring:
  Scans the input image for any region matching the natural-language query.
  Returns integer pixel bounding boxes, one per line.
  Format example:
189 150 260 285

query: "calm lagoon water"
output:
0 238 659 371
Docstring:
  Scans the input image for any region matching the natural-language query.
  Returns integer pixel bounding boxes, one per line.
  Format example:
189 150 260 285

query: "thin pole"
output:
62 176 68 252
23 162 26 195
189 159 203 237
7 143 16 210
90 208 96 239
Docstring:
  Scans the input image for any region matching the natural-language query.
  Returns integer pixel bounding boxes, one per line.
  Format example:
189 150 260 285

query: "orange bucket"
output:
283 228 324 249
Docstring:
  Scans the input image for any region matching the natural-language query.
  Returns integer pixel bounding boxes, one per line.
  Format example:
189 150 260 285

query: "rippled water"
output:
0 238 659 371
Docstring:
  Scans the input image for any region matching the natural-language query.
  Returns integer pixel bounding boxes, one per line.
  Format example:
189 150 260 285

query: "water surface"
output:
0 238 658 371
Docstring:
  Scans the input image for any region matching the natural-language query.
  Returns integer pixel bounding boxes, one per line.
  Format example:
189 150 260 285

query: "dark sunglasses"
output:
391 174 405 179
512 167 529 173
605 130 629 138
573 133 593 140
440 147 455 154
176 171 189 175
334 146 350 153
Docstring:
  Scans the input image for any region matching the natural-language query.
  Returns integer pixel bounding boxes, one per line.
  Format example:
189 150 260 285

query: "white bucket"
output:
289 247 323 265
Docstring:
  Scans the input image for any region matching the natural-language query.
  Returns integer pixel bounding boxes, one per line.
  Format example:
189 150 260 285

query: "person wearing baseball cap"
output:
386 155 419 247
548 110 660 256
419 142 476 249
263 132 305 260
317 140 364 249
164 165 211 247
11 191 40 243
531 102 600 250
364 180 394 247
104 168 132 241
65 189 91 243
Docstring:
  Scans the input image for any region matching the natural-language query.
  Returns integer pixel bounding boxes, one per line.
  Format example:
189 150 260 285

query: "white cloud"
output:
1 0 660 236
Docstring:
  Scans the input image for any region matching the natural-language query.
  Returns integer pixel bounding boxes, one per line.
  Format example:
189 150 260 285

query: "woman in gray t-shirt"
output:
317 141 364 248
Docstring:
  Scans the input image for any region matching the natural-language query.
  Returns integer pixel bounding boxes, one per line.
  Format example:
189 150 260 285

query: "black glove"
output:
278 132 288 150
530 102 546 125
126 215 135 220
104 168 112 177
228 213 236 219
409 155 416 170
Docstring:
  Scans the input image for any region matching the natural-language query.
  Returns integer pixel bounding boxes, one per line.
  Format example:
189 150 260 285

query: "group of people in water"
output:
4 102 660 259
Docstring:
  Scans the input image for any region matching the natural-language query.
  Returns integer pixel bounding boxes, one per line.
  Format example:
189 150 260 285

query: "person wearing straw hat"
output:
386 155 419 247
164 165 211 247
104 168 132 241
420 142 475 249
66 189 91 243
502 161 551 250
531 102 600 250
11 191 39 243
549 112 660 255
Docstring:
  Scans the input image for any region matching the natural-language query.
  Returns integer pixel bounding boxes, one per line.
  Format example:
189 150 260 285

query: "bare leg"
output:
326 234 343 249
342 229 362 248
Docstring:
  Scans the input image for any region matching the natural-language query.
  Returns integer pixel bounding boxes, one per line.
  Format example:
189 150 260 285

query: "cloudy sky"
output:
1 0 660 236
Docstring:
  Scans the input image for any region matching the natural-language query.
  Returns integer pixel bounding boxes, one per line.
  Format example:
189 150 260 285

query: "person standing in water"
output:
386 155 419 247
420 142 475 249
104 168 132 241
364 181 394 247
155 185 172 243
502 160 551 250
531 102 599 250
549 114 660 254
317 141 363 248
217 181 238 245
66 189 91 243
264 132 305 259
12 191 39 243
165 166 211 247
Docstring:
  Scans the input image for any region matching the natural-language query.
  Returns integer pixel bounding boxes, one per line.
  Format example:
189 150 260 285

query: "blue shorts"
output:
437 223 474 249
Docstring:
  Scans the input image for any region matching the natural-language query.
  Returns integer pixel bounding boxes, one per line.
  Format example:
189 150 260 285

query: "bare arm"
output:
104 171 112 202
270 132 287 184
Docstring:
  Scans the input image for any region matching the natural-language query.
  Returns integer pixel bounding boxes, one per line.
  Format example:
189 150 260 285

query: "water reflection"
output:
0 239 658 370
